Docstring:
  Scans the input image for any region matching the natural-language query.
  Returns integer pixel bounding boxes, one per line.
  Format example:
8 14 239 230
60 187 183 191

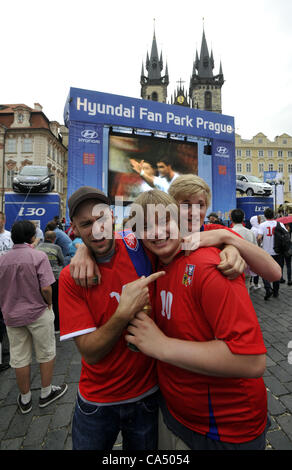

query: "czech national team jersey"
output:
155 247 267 444
59 236 157 403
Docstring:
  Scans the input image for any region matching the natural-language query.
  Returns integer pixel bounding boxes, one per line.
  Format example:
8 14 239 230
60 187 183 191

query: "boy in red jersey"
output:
125 188 270 450
59 186 164 450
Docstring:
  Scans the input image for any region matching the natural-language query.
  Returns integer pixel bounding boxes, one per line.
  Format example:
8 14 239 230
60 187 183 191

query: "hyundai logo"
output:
216 146 229 155
81 130 98 139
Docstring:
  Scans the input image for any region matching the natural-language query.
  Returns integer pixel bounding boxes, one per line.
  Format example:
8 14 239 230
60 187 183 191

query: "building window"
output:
204 91 212 110
6 138 16 152
278 150 283 157
259 163 264 173
268 164 274 171
22 138 32 153
236 163 242 173
246 163 252 173
258 150 264 157
246 150 251 157
268 150 273 157
236 149 242 157
151 92 158 101
17 113 24 124
278 163 284 173
288 164 292 174
7 170 15 188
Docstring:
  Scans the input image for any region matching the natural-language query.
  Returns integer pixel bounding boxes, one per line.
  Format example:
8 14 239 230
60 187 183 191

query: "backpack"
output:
273 222 292 256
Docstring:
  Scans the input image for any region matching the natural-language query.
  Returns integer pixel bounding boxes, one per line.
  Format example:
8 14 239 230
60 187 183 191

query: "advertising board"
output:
64 87 236 220
4 192 60 232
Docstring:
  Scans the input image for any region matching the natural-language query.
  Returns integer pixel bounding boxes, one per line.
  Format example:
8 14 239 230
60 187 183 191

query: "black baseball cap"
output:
68 186 111 219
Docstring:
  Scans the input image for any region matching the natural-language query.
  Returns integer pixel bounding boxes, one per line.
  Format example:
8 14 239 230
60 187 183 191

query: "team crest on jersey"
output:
123 231 139 251
182 264 195 286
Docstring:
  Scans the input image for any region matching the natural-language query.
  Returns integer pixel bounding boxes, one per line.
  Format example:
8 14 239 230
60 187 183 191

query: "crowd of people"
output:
0 172 291 451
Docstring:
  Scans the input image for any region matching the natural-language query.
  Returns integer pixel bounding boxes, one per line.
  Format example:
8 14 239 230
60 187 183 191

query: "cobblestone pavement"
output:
0 272 292 451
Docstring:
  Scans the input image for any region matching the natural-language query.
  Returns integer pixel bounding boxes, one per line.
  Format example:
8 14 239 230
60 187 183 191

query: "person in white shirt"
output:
230 209 257 293
250 215 263 289
131 157 179 193
257 208 285 300
0 212 13 256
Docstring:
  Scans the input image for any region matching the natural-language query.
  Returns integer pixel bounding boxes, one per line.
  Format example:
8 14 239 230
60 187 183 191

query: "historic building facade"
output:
0 103 68 213
235 132 292 202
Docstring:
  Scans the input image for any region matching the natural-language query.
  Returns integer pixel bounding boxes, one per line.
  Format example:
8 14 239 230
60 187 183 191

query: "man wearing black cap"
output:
58 186 164 451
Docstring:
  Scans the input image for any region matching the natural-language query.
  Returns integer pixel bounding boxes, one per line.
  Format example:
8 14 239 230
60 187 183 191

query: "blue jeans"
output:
72 390 159 450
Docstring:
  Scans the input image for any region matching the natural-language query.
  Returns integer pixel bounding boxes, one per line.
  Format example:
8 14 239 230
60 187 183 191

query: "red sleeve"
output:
58 266 97 341
194 248 266 355
203 224 243 238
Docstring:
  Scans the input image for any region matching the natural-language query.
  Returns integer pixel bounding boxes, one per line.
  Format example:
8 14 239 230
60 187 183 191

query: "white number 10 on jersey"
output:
160 290 173 320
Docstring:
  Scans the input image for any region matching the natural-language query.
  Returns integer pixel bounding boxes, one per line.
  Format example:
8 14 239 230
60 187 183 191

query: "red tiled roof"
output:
0 104 37 113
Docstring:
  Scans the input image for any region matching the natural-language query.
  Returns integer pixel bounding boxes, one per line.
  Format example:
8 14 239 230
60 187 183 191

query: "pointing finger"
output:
141 271 165 286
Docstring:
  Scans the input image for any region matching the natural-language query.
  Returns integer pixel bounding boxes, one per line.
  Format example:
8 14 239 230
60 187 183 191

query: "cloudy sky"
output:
1 0 292 140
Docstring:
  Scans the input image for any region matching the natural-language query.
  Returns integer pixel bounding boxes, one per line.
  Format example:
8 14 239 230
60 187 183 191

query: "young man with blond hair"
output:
125 187 271 450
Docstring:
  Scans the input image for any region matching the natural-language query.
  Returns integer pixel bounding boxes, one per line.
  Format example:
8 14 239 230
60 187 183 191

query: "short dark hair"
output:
231 208 245 224
11 220 36 244
264 208 274 220
157 156 172 167
45 220 57 231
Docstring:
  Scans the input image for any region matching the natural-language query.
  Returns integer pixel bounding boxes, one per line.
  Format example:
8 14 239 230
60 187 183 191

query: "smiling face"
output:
131 189 182 265
72 199 115 258
141 211 181 265
176 192 208 233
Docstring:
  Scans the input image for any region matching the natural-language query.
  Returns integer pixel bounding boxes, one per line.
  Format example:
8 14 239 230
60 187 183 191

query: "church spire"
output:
197 28 214 78
140 24 169 103
189 25 224 113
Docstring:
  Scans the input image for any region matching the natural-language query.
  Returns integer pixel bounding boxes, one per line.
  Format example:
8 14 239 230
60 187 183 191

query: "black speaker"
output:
204 145 212 155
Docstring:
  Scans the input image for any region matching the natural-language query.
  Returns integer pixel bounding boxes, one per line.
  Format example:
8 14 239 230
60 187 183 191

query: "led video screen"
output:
108 133 198 202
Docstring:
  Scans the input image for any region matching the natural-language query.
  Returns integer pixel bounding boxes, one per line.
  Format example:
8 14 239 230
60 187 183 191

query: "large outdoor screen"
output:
108 132 198 203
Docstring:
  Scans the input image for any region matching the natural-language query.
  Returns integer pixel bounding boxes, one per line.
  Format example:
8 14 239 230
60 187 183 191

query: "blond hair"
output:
169 174 211 208
132 189 178 213
125 190 179 236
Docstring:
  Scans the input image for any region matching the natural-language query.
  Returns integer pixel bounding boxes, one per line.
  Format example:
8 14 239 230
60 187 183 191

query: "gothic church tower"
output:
140 30 169 103
189 29 224 113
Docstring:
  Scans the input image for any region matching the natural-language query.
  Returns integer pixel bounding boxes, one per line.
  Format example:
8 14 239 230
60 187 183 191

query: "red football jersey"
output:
59 237 157 403
155 247 267 444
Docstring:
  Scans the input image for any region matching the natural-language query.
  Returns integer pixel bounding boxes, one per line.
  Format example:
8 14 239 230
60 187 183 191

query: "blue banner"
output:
66 121 104 220
236 197 274 226
211 139 236 219
4 192 60 232
263 171 277 182
65 87 235 142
